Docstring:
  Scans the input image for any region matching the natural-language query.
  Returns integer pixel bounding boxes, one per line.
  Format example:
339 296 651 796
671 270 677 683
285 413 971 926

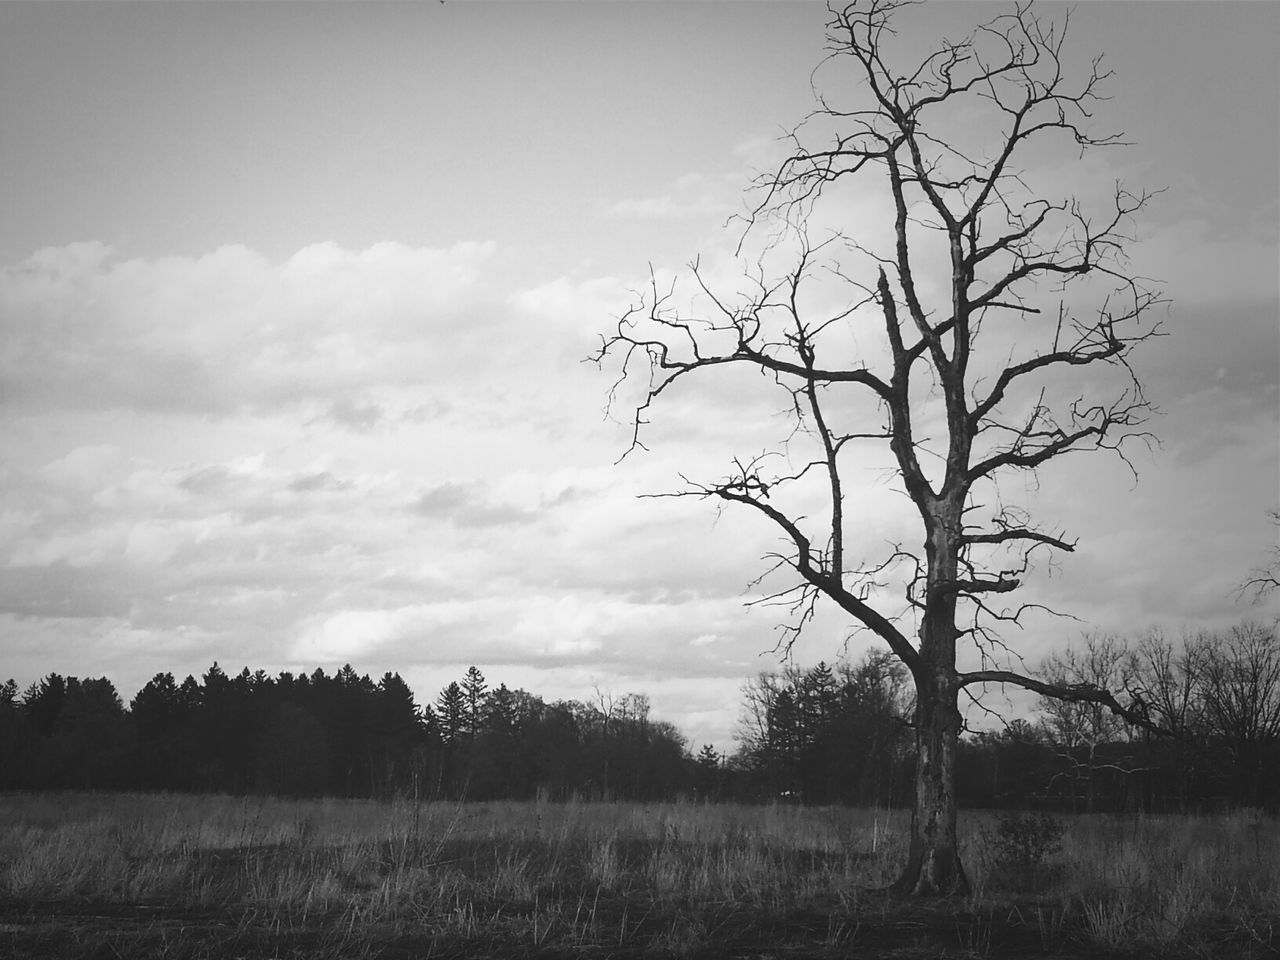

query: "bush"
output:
979 812 1065 892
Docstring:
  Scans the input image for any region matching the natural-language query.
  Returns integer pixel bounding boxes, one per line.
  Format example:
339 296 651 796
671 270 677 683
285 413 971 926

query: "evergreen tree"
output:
0 678 35 788
436 681 467 744
131 672 195 789
462 666 487 738
23 673 67 737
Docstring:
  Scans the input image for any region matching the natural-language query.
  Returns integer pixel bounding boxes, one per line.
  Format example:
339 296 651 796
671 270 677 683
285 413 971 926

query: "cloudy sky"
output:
1 2 1276 751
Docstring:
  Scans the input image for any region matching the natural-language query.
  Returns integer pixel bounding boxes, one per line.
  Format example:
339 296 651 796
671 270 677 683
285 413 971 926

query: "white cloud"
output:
41 444 126 489
292 603 481 664
602 171 741 221
0 241 500 418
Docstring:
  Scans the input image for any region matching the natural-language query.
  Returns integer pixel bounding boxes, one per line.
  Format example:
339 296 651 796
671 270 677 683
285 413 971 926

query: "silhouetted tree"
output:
436 681 467 745
1239 511 1280 608
0 678 35 788
22 673 67 738
1040 634 1141 812
462 666 488 739
695 744 722 800
1199 623 1280 808
31 676 133 789
597 0 1163 893
131 672 198 789
370 672 423 796
734 653 910 803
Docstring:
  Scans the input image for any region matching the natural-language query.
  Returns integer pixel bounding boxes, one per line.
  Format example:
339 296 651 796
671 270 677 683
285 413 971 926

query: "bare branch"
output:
959 668 1168 735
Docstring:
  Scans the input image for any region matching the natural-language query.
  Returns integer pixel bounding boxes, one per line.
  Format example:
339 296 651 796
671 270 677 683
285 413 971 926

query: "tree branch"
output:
959 668 1169 735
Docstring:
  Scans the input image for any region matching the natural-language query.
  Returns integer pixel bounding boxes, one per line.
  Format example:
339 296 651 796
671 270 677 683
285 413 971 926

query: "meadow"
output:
0 792 1276 959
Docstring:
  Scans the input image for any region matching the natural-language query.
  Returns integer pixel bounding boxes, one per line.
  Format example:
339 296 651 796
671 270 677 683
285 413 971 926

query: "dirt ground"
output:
3 897 1274 960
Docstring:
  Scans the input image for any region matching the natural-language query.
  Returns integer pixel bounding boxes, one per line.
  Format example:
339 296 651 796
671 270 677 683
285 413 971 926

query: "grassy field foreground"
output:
0 793 1277 958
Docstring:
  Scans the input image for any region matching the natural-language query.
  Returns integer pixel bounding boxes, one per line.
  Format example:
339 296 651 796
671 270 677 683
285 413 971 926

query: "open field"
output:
0 793 1276 958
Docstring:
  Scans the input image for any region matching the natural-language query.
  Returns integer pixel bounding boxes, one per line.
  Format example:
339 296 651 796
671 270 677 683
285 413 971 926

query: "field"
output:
0 793 1277 959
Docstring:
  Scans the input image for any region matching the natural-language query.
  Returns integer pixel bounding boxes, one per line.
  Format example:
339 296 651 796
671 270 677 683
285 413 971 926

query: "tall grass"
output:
0 792 1275 958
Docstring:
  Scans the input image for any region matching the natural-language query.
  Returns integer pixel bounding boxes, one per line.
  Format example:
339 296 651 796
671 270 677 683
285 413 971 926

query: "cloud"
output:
410 481 538 529
0 565 134 619
604 194 735 221
287 472 349 495
292 604 482 664
0 240 499 418
1132 214 1278 308
602 172 740 221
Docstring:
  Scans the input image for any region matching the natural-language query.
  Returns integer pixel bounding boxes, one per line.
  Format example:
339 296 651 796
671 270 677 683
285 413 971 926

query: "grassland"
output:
0 792 1276 958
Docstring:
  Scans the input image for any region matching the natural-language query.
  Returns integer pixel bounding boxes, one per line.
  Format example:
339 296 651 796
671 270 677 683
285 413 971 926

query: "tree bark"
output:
888 497 970 896
893 677 968 896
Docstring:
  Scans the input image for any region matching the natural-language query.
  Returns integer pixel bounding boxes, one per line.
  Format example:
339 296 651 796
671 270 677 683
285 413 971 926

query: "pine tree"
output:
436 681 467 744
462 666 488 738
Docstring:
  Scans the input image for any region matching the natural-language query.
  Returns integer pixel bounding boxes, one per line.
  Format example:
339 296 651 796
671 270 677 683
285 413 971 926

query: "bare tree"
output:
1040 634 1145 813
1132 628 1208 741
597 0 1163 895
1239 509 1280 606
1200 622 1280 807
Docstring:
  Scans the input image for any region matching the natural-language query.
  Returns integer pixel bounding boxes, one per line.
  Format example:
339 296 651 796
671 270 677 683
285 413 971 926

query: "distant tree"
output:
323 664 377 795
190 662 235 791
1040 634 1142 812
1129 629 1211 810
33 676 134 789
0 678 35 788
695 744 722 799
956 721 1055 808
482 683 519 735
833 653 911 805
1199 622 1280 808
1239 510 1280 607
735 670 791 791
179 673 202 709
131 672 197 789
533 701 586 799
462 666 488 738
767 686 802 795
369 672 424 797
23 673 67 737
436 681 467 745
734 652 909 804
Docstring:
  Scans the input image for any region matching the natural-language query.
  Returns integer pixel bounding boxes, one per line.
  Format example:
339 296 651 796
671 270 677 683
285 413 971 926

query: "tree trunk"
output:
892 680 968 896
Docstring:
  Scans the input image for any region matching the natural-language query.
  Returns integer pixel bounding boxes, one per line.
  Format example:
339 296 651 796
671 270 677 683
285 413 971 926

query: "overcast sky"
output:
1 2 1276 751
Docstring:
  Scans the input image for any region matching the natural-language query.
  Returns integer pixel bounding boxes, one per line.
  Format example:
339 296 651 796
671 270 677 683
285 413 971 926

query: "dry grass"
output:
0 792 1275 958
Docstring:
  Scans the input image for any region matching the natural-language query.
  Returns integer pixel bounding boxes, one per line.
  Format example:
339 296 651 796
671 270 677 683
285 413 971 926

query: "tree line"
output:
0 621 1275 810
729 624 1280 813
0 663 692 801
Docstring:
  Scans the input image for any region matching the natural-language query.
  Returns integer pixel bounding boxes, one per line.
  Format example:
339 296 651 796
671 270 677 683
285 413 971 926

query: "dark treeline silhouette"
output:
733 653 914 806
0 664 691 800
732 626 1280 813
0 621 1275 809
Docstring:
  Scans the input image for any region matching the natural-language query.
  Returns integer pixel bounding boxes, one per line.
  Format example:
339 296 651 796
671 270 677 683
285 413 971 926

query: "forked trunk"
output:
892 681 968 896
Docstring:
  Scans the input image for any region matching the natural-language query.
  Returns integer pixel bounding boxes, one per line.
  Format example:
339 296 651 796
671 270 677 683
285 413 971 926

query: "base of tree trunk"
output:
890 838 969 897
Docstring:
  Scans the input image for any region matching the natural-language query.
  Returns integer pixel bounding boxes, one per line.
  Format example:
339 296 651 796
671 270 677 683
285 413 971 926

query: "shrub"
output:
979 812 1065 893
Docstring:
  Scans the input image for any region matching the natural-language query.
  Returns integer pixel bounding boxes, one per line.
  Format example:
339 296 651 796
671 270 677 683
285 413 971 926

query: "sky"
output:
1 1 1277 752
